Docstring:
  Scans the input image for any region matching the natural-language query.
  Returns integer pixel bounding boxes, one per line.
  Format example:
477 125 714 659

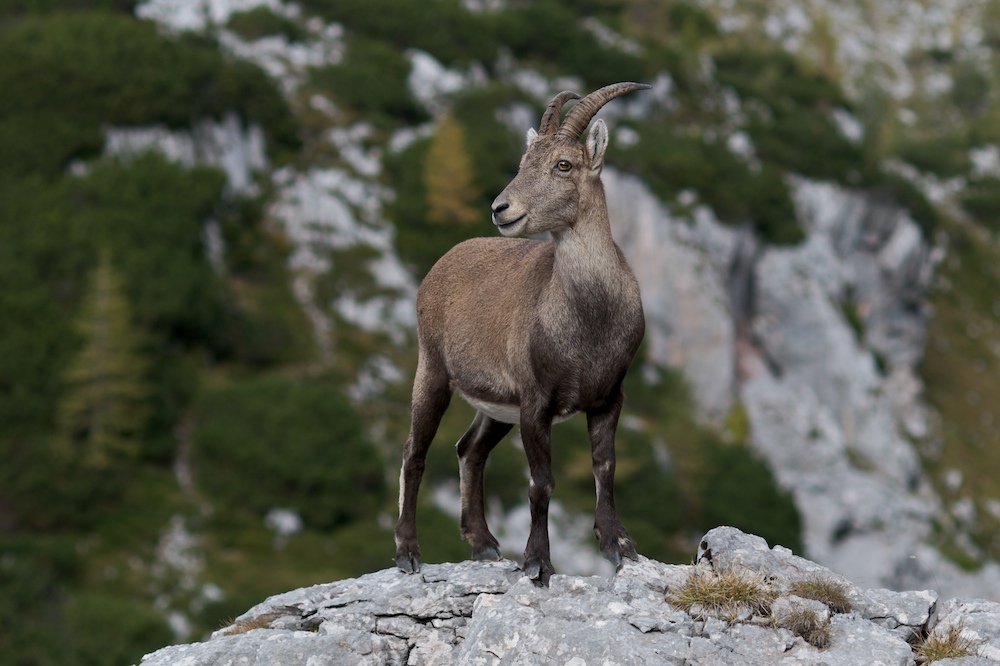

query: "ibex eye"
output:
556 160 572 172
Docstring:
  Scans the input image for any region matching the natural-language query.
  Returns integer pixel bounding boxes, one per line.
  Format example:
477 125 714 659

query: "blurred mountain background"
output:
2 0 1000 663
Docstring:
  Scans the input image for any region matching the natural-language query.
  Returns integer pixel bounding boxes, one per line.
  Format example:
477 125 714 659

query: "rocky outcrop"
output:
139 527 1000 665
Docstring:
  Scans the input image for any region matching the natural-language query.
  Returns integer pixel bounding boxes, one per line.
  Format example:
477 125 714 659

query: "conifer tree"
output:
423 112 481 226
54 249 151 469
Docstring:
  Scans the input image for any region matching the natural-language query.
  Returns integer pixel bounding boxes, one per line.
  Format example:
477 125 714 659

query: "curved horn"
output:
556 82 652 141
538 90 581 136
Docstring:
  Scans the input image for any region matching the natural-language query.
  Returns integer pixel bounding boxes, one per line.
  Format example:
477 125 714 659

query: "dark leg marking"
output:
457 412 513 561
394 359 452 574
520 403 555 584
587 389 637 567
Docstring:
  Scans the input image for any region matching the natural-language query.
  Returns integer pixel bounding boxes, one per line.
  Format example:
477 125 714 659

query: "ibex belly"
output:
457 392 577 425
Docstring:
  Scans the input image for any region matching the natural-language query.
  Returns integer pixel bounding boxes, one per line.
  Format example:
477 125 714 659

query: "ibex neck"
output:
549 192 629 300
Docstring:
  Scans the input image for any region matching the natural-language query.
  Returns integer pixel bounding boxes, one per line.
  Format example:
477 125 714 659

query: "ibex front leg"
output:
588 389 638 567
520 404 555 584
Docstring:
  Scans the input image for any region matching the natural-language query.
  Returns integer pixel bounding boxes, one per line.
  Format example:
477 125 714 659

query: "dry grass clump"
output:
914 623 975 663
217 614 273 636
778 608 831 649
787 576 852 614
668 565 776 621
669 566 843 650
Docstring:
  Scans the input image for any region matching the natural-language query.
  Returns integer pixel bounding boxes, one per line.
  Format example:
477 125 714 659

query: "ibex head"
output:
491 82 651 237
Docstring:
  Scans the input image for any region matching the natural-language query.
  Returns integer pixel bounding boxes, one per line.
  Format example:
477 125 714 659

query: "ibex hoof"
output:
601 535 639 568
522 557 554 585
472 544 502 562
395 551 422 574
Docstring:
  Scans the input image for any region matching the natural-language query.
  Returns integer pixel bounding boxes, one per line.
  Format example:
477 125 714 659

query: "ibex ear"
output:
526 127 539 146
586 119 609 172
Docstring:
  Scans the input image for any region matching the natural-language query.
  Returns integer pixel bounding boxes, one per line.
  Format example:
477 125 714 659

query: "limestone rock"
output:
934 598 1000 662
605 166 1000 600
605 167 737 420
139 527 1000 666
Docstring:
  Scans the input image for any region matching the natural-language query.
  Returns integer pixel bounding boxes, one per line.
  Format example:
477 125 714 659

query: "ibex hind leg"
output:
457 412 513 561
395 361 452 574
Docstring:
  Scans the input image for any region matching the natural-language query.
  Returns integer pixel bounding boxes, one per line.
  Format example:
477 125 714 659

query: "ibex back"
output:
395 82 650 583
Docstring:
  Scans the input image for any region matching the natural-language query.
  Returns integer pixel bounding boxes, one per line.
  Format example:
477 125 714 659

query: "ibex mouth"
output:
494 214 525 230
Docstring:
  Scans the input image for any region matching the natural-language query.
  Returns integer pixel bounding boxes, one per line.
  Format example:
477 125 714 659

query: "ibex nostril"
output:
492 202 510 215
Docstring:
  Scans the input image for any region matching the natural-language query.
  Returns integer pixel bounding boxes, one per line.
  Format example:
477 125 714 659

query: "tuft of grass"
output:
787 576 853 614
723 400 751 444
667 565 776 621
218 614 273 636
845 448 878 473
914 623 975 663
779 608 832 649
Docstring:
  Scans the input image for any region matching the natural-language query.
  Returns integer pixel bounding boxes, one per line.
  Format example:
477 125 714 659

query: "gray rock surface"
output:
934 598 1000 662
606 167 1000 600
605 167 738 421
139 527 1000 666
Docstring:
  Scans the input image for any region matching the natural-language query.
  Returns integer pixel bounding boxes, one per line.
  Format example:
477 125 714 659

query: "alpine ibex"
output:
395 82 650 583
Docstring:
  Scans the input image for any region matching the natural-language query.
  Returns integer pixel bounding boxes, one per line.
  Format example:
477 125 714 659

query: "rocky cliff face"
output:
139 527 1000 665
606 168 1000 599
